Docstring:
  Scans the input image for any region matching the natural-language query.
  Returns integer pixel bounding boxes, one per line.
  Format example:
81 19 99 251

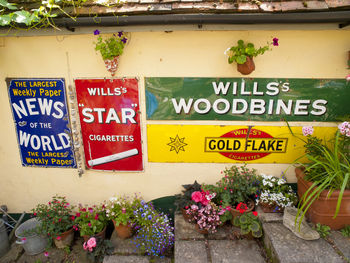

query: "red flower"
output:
71 216 75 221
224 187 227 190
185 206 189 209
58 218 62 222
33 213 37 216
94 214 99 220
76 212 81 217
236 203 248 214
252 211 258 217
81 208 86 212
56 236 61 240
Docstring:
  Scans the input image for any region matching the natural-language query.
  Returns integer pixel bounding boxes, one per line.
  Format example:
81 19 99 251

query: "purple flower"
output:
118 31 123 37
148 215 152 220
94 29 100 36
121 37 127 44
272 37 279 46
141 213 145 218
302 126 314 136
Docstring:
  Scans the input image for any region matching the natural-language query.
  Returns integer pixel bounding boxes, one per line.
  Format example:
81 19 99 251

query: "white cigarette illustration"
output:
88 148 138 166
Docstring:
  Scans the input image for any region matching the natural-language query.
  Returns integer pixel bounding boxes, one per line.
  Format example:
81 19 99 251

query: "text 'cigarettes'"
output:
88 148 139 166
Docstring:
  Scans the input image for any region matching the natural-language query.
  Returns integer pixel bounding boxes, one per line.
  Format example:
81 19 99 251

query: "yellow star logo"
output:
167 134 188 154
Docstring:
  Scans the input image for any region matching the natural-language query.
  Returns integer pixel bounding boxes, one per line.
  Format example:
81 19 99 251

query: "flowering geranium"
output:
32 195 75 245
74 204 107 237
256 174 297 211
186 203 223 233
191 190 215 206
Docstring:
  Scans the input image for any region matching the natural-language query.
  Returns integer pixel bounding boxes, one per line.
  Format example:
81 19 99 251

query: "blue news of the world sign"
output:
7 78 76 168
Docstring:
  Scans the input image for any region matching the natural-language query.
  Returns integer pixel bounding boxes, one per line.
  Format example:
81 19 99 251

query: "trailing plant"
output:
132 199 174 257
225 38 278 65
291 122 350 226
74 204 107 237
233 210 262 238
32 195 75 246
341 225 350 237
314 223 331 239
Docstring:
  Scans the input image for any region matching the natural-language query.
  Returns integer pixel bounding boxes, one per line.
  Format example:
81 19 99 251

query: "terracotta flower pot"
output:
295 167 350 230
230 200 255 220
237 56 255 75
83 226 106 242
54 228 74 248
104 56 119 76
112 220 133 239
195 224 208 235
181 208 192 222
259 202 283 213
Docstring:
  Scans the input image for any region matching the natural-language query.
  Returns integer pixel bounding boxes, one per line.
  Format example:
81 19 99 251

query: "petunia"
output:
272 37 279 46
94 29 100 35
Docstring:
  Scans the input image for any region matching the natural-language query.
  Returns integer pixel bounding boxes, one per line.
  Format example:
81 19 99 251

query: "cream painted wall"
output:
0 29 349 212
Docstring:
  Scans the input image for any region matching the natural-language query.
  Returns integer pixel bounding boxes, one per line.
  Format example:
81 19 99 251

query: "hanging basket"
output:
237 56 255 75
104 56 119 76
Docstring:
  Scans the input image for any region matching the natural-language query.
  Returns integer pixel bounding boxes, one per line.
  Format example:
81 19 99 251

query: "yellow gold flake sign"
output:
147 125 336 163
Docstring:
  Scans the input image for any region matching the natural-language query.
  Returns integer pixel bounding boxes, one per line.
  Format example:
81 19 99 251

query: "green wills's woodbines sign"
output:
145 77 349 121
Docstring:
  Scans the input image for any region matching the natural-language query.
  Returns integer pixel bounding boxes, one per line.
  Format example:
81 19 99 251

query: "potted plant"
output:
32 195 75 248
203 165 259 221
225 37 278 75
174 180 202 221
74 204 108 241
105 195 139 239
94 29 128 76
132 199 175 257
294 122 350 230
256 174 298 213
185 202 222 234
233 211 263 239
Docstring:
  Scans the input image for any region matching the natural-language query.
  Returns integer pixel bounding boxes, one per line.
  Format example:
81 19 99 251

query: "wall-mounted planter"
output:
237 57 255 75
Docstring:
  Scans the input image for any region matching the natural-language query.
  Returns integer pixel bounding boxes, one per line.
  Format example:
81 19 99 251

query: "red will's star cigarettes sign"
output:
75 78 143 171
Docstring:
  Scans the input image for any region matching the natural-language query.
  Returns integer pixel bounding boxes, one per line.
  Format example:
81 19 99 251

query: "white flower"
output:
109 197 117 202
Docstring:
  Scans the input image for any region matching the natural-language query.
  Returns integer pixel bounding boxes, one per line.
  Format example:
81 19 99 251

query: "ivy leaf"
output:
0 14 12 26
13 10 32 25
0 0 17 10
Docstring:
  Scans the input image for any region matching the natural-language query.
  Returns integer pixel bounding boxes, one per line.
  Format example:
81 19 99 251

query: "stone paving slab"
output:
174 240 208 263
207 224 237 240
209 240 265 263
110 230 140 255
263 222 344 263
330 231 350 261
104 255 149 263
256 206 283 223
175 214 205 240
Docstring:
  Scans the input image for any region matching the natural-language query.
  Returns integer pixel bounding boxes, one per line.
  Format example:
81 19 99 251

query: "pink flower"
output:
302 126 314 136
76 212 81 217
338 121 350 137
88 208 93 213
88 222 92 227
71 216 75 221
56 236 61 240
33 212 37 216
22 237 26 243
191 191 202 203
83 242 88 251
121 208 126 214
87 237 97 248
94 214 99 220
272 37 279 46
44 251 49 257
346 74 350 82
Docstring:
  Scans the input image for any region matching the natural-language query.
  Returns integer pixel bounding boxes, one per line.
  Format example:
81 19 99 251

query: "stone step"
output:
263 222 346 263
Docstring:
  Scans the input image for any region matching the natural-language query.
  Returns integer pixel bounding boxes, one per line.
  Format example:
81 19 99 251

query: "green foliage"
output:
32 195 75 246
74 204 107 237
341 225 350 237
226 39 270 65
203 165 259 208
233 211 263 238
314 223 331 239
105 195 140 226
174 180 202 210
94 31 128 60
